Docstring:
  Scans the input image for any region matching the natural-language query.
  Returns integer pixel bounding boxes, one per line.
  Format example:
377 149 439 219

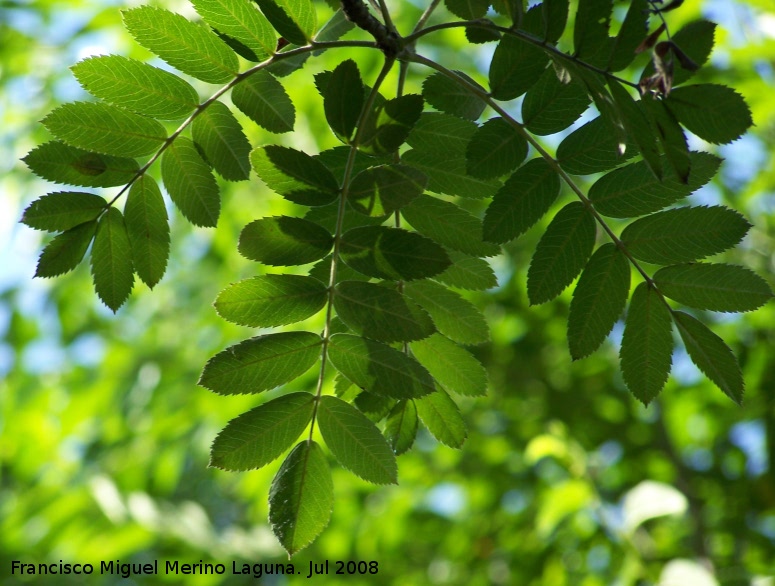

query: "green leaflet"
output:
22 191 106 232
489 34 549 101
433 250 497 291
385 400 418 455
410 334 488 397
666 84 753 145
556 116 636 175
333 281 435 343
323 59 364 142
199 331 322 395
210 392 315 471
238 216 333 266
314 8 355 48
317 395 398 485
191 0 276 62
401 148 501 199
125 176 170 289
401 195 500 258
415 389 467 448
640 20 716 87
403 280 489 345
348 164 427 217
340 226 451 281
641 96 690 184
305 200 384 235
620 283 673 405
465 117 528 180
673 311 744 404
605 0 648 72
122 6 238 84
251 146 339 206
573 0 612 67
71 55 198 120
254 0 316 46
608 79 662 180
589 151 720 218
42 102 166 158
354 391 395 423
527 202 596 305
192 101 251 181
215 274 327 327
269 440 332 556
314 146 392 186
161 137 220 227
654 264 773 313
567 243 630 360
422 71 485 121
444 0 489 19
483 158 561 244
232 70 296 134
521 0 568 44
360 94 424 156
327 334 436 400
24 142 139 188
35 221 97 278
406 112 477 157
621 206 751 265
91 207 134 312
521 67 591 136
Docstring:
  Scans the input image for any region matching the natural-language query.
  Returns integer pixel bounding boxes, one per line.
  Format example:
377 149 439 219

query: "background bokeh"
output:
1 0 774 583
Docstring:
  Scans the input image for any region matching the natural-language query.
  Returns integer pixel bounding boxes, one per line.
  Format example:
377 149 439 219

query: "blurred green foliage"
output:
1 0 774 584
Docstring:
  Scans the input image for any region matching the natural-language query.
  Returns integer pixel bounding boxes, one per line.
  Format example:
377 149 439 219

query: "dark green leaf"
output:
433 250 497 291
42 102 166 158
606 0 648 71
622 206 751 265
239 216 333 265
483 158 561 244
415 389 467 448
269 440 332 556
192 101 251 181
215 274 327 327
251 145 339 206
348 164 426 217
410 334 487 397
22 191 105 232
465 25 501 45
340 226 451 281
125 176 169 288
71 54 198 119
403 280 489 345
314 8 355 47
199 331 322 395
465 117 528 179
589 151 720 218
641 20 716 87
608 79 662 179
666 84 753 145
354 391 395 423
232 70 296 134
314 146 392 185
323 59 363 142
34 221 97 278
122 6 238 83
567 243 630 360
641 96 690 183
557 116 637 175
191 0 276 62
406 112 476 156
24 142 139 188
489 34 549 101
360 94 424 156
161 137 220 227
91 207 134 312
654 264 773 313
385 400 418 455
620 283 673 405
402 148 501 199
673 311 744 404
334 281 435 343
423 71 485 121
573 0 612 67
522 67 591 136
210 392 315 471
318 395 397 485
254 0 316 46
327 334 436 399
445 0 489 19
305 200 384 235
527 202 596 305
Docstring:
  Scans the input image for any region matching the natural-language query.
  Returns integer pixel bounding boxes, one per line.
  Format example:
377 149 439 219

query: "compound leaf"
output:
192 101 251 181
465 117 528 179
35 221 97 278
191 0 276 62
317 395 398 485
423 70 485 121
22 191 106 232
91 207 134 312
199 331 322 395
385 400 418 455
238 216 333 266
24 142 139 188
522 67 591 136
125 176 170 288
489 34 549 101
251 145 339 206
410 333 488 397
161 137 220 227
666 84 753 145
232 70 296 134
210 392 315 471
415 389 467 448
254 0 316 46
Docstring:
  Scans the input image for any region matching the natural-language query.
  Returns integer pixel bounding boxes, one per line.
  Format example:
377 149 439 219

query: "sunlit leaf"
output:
22 191 106 232
251 145 339 206
161 137 220 227
125 176 169 288
24 142 139 189
232 70 296 134
238 216 333 266
423 71 485 121
385 400 418 455
433 250 497 291
360 94 424 156
191 0 276 62
406 112 476 156
91 207 134 312
410 334 487 397
35 221 97 278
348 164 426 217
192 101 251 181
415 389 467 448
402 148 501 199
254 0 316 46
465 117 528 180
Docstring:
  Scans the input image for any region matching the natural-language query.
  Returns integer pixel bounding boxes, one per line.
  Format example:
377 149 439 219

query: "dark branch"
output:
341 0 401 57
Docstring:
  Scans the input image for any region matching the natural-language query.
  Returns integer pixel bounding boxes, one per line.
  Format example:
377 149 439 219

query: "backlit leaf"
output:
573 0 612 67
24 142 139 188
348 164 426 217
192 101 251 181
415 389 467 448
608 79 662 179
666 84 752 145
161 137 220 227
35 221 97 278
22 191 106 232
232 70 296 134
406 112 476 156
385 400 418 455
199 331 322 395
210 392 315 471
641 96 690 183
644 20 716 86
125 176 169 288
238 216 333 266
556 116 637 175
489 34 549 101
606 0 648 71
360 94 424 156
191 0 276 62
410 334 487 397
215 274 327 327
423 71 485 121
620 283 673 405
522 67 591 136
251 145 339 206
445 0 488 19
465 117 528 179
317 395 397 485
323 59 363 142
402 148 501 199
433 250 497 291
254 0 316 46
91 207 134 312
